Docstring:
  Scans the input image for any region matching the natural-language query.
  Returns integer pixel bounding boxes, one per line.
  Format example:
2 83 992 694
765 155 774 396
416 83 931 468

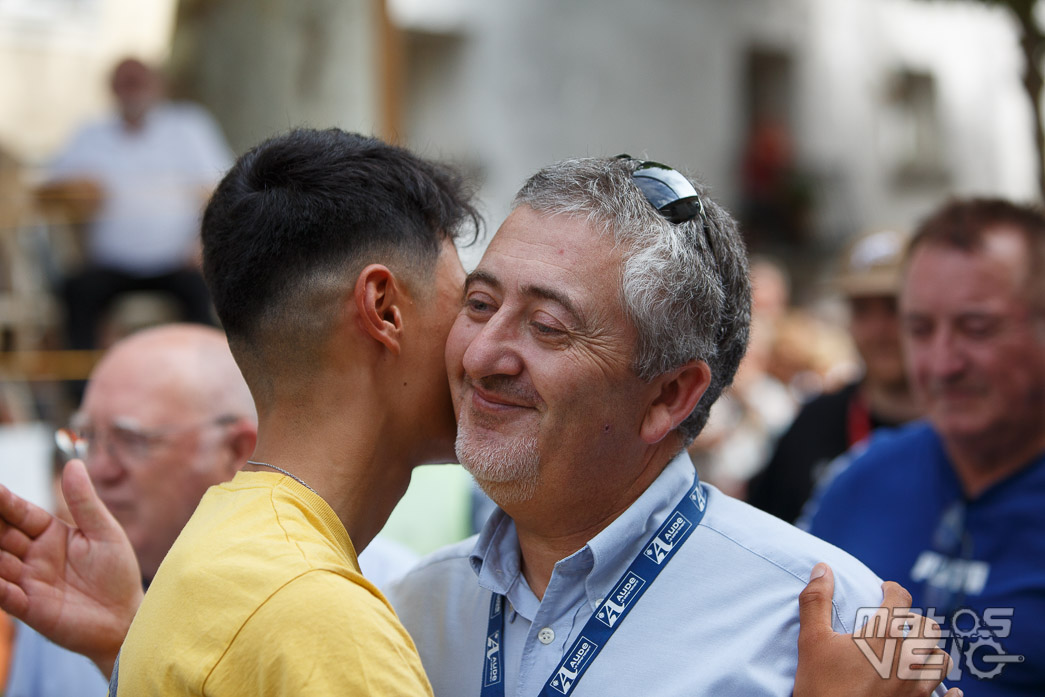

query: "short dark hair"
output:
201 129 480 387
910 197 1045 309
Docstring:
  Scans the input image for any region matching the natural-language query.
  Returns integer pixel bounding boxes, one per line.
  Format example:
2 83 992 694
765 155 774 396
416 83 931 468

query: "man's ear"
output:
354 264 405 355
224 421 258 479
639 360 712 444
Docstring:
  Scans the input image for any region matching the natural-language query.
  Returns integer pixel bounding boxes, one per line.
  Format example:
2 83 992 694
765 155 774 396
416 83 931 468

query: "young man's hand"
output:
795 562 961 697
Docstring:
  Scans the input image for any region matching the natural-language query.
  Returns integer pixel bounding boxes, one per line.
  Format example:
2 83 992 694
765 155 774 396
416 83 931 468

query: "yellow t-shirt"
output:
113 471 433 697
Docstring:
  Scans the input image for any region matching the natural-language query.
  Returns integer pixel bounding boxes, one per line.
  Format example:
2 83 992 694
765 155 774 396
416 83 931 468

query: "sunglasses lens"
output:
631 173 682 211
620 157 703 225
659 197 704 225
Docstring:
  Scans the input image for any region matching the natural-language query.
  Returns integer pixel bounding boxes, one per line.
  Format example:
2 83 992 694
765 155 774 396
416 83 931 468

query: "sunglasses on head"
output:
616 154 705 225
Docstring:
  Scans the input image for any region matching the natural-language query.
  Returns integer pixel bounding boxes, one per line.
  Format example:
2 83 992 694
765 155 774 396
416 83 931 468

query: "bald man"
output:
74 325 256 583
4 324 256 697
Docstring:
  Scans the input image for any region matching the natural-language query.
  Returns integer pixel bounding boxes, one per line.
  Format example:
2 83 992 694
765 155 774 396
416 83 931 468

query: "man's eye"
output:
113 428 150 450
961 318 1000 339
903 321 932 339
465 296 497 315
530 321 563 336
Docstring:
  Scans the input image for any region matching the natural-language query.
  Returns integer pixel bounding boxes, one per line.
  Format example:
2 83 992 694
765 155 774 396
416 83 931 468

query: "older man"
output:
806 199 1045 697
1 134 951 697
4 324 257 696
386 157 946 696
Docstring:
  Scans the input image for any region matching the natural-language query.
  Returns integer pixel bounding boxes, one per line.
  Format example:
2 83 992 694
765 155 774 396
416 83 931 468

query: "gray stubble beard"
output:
455 410 542 505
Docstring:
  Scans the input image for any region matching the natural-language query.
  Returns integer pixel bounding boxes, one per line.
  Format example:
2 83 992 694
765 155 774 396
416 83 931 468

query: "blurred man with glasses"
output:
58 324 256 585
3 323 256 697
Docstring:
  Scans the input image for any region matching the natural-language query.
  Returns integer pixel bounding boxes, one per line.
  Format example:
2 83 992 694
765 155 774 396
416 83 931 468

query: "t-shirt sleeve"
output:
205 570 433 697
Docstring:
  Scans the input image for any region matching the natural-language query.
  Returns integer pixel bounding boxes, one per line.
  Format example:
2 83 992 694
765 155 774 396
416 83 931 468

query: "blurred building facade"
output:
2 0 1035 245
0 0 1039 328
0 0 178 162
392 0 1037 274
168 0 390 155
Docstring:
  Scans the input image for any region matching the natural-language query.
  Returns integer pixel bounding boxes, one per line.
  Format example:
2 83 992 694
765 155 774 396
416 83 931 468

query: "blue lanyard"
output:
480 474 707 697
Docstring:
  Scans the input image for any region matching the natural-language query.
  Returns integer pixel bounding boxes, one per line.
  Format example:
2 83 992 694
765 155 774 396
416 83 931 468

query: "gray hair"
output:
512 157 751 445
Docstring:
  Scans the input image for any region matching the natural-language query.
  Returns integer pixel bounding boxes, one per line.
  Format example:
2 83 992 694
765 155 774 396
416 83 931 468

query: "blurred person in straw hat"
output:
747 228 921 523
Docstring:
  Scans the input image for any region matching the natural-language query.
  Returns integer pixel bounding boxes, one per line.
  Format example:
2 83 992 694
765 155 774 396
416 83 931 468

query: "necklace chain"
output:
246 460 318 495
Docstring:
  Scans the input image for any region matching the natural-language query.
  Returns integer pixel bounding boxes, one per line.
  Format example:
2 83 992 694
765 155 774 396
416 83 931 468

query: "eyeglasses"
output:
55 414 239 467
616 154 706 225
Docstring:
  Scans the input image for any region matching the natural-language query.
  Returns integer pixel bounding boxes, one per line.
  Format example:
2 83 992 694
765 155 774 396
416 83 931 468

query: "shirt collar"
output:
468 450 700 612
470 506 521 596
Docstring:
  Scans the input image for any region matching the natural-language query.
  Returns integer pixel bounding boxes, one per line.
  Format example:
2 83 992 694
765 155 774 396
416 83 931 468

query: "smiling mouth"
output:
930 385 986 400
471 387 533 410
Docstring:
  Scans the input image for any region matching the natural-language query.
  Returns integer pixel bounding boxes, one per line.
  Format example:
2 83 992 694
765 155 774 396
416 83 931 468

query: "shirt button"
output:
537 627 555 644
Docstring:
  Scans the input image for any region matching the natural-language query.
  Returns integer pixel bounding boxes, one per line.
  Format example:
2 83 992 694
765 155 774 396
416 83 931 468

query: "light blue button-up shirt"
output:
6 620 109 697
389 452 900 697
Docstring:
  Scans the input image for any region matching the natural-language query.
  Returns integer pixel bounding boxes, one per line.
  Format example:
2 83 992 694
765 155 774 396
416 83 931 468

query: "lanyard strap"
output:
481 474 707 697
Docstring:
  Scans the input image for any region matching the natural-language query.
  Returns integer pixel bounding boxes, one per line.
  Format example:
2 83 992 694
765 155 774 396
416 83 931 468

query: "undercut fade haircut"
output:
201 129 481 391
513 157 751 446
910 197 1045 311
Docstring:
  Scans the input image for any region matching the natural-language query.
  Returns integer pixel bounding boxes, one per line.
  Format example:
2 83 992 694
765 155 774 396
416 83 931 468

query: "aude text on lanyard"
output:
480 474 707 697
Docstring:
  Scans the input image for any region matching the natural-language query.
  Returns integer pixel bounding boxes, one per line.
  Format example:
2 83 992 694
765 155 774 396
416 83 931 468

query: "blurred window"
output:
882 69 949 187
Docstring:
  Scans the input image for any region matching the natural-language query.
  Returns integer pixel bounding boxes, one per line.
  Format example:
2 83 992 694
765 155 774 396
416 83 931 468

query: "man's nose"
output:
925 328 968 379
461 311 524 379
82 433 126 483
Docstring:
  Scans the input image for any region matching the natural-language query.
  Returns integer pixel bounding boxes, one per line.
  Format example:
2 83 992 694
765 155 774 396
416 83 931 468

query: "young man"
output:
113 128 476 695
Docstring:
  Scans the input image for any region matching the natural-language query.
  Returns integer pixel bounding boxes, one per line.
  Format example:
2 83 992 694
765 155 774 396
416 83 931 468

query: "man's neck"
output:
945 428 1045 498
121 113 148 133
503 441 680 600
248 384 422 554
862 379 920 425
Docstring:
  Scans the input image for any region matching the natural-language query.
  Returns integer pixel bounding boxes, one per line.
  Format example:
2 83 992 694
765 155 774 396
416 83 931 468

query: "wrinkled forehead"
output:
474 206 630 320
82 348 198 422
480 206 623 281
904 231 1035 306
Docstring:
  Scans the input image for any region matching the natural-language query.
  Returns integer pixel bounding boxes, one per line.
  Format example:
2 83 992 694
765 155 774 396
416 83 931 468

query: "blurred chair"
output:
0 148 60 356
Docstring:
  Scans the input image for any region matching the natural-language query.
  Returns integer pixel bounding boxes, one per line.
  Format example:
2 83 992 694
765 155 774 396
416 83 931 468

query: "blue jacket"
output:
807 421 1045 697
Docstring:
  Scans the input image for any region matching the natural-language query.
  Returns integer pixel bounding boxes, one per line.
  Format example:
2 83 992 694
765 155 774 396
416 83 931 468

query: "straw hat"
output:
835 228 910 297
